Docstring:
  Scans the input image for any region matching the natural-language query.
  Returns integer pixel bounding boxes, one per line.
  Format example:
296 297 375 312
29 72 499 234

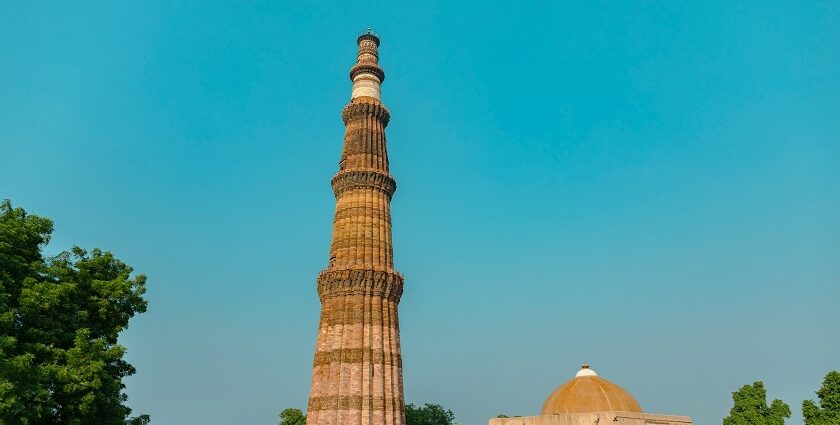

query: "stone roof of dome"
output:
541 364 643 415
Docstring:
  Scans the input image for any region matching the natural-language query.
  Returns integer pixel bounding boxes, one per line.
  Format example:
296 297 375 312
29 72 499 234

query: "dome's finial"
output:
575 363 598 377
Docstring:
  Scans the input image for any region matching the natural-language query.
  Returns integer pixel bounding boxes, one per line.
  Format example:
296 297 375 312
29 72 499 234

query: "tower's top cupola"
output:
357 28 380 46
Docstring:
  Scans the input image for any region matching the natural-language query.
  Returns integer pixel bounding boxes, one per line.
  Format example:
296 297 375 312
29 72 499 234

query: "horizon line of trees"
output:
724 371 840 425
279 371 839 425
280 403 456 425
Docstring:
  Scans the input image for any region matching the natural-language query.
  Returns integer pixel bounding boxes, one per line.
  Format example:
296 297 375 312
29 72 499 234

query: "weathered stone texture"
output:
307 31 405 425
489 413 692 425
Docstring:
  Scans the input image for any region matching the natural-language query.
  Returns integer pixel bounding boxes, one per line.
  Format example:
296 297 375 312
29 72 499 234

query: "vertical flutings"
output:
307 30 405 425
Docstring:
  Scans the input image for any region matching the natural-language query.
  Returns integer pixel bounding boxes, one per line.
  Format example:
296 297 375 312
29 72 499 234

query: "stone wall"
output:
489 412 692 425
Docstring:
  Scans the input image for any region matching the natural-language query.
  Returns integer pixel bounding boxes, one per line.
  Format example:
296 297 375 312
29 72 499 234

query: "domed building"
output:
489 365 691 425
542 364 642 415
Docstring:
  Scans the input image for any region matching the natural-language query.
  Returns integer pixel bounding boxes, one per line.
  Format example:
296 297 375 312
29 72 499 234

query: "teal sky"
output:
2 1 838 425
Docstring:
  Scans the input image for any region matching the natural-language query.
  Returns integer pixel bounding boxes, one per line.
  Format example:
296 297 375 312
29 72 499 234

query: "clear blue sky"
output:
2 1 838 424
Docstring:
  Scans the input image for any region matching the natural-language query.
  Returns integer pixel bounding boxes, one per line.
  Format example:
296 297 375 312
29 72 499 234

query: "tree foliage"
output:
0 200 149 424
723 381 790 425
406 403 456 425
279 408 307 425
803 371 840 425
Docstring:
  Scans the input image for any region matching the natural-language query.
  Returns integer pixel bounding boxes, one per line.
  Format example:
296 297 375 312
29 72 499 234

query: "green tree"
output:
803 371 840 425
723 381 790 425
406 403 456 425
0 200 149 424
279 408 306 425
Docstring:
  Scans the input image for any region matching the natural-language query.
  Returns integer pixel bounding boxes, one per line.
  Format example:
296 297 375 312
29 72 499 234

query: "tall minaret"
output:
307 30 405 425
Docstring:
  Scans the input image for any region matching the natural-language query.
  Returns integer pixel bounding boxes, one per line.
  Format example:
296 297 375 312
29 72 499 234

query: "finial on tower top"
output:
358 28 380 46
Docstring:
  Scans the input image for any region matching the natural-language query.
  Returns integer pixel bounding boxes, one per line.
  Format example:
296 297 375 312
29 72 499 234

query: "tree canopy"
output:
0 200 149 424
723 381 790 425
279 408 307 425
803 371 840 425
405 403 456 425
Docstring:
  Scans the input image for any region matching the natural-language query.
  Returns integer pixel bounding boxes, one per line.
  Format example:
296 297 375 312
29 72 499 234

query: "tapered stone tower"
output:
307 30 405 425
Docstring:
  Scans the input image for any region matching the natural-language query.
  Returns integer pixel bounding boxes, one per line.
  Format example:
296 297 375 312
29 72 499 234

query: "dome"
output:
541 365 643 415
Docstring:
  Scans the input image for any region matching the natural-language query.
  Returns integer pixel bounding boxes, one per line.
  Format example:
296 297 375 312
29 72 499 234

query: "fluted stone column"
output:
307 30 405 425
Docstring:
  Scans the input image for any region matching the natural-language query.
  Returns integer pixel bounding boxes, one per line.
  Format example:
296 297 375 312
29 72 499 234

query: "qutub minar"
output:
306 30 405 425
306 30 692 425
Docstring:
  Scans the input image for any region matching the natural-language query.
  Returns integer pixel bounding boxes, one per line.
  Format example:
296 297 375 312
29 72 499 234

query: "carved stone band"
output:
349 63 385 84
358 44 378 58
317 269 404 302
318 303 398 327
313 348 402 368
341 101 390 126
333 205 391 222
332 170 397 200
308 395 404 412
